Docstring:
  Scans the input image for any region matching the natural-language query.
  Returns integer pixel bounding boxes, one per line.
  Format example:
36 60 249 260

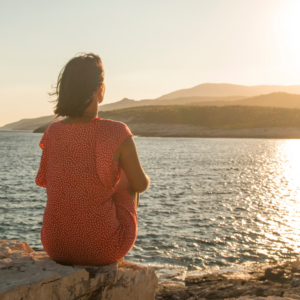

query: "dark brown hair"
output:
50 53 104 118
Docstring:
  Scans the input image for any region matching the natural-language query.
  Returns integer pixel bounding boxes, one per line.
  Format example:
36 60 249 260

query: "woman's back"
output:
36 118 138 265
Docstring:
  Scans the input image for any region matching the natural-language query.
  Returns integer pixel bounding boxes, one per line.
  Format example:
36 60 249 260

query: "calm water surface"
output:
0 131 300 277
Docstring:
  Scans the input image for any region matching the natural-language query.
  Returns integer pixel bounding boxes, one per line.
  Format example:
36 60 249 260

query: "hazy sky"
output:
1 0 300 126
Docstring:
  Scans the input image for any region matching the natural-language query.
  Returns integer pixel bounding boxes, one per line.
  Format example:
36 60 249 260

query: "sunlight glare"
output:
276 140 300 252
282 140 300 189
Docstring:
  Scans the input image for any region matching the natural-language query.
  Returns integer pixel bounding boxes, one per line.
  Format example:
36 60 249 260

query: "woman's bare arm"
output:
114 136 150 193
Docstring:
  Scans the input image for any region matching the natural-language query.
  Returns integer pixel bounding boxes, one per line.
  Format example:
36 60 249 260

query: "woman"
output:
36 53 150 266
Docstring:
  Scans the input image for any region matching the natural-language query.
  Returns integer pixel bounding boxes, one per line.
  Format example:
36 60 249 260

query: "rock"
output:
155 283 190 300
185 272 228 286
265 267 286 281
291 262 300 273
291 278 300 287
156 259 300 299
237 297 296 300
249 272 266 281
283 285 300 299
0 239 158 300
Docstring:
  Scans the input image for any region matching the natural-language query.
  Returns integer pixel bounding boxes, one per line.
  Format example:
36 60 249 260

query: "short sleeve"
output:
96 120 133 190
35 129 49 188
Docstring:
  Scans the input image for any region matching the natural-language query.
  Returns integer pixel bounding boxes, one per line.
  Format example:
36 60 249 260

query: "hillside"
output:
4 92 297 131
2 86 300 132
96 105 300 129
189 92 300 109
32 105 300 138
233 92 300 108
0 115 63 131
0 96 244 130
98 96 243 111
159 83 300 100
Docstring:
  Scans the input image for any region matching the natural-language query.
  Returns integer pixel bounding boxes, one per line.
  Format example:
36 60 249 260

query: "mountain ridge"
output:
188 92 300 109
32 105 300 138
2 83 300 130
98 95 244 112
158 83 300 100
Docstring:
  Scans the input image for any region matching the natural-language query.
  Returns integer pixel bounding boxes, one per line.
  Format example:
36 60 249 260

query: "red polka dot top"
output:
36 118 137 266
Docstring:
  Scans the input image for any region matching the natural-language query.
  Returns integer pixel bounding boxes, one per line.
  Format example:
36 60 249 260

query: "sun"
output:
275 0 300 66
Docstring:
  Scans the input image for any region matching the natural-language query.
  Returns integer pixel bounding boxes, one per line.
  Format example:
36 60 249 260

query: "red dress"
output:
36 118 137 265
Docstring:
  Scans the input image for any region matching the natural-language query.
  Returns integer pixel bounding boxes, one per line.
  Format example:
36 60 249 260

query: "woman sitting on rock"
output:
36 53 150 266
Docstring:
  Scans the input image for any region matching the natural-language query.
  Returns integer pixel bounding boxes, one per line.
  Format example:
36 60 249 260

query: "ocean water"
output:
1 130 300 279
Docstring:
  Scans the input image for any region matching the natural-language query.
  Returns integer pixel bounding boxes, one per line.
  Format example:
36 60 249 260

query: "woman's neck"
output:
62 113 98 125
83 112 98 119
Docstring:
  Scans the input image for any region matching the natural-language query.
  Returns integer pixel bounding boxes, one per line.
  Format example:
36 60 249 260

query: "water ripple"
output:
1 132 300 275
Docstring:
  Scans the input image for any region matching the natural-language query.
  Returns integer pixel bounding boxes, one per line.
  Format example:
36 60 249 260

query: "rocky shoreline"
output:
155 260 300 299
1 239 300 299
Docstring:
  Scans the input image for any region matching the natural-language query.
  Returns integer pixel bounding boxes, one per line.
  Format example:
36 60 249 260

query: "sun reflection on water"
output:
274 140 300 254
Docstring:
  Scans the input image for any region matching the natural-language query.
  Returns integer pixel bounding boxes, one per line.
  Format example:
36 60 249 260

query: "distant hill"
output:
33 105 300 138
0 115 63 131
96 105 300 129
158 83 300 100
0 96 244 130
2 82 300 131
189 92 300 109
98 96 244 111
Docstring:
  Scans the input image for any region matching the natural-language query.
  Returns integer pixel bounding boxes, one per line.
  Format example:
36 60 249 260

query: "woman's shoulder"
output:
40 120 61 136
95 118 130 131
44 119 61 130
94 118 132 138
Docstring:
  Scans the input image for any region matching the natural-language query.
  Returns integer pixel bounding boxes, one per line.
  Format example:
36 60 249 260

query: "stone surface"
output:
236 297 295 300
155 260 300 299
0 240 158 300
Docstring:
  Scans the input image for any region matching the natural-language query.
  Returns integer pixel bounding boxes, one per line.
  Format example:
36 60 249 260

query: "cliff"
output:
158 83 300 100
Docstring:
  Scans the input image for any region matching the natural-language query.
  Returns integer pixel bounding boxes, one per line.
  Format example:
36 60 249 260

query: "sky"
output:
1 0 300 126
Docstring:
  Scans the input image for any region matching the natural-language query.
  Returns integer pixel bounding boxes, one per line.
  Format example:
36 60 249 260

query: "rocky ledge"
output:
0 239 158 300
155 260 300 300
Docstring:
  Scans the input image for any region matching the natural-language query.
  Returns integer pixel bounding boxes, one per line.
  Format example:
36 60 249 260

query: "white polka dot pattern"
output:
35 118 137 266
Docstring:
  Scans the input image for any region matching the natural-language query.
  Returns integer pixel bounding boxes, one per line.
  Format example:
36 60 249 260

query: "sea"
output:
1 130 300 279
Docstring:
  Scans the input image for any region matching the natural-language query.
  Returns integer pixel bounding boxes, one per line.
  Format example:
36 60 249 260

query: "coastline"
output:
127 124 300 139
2 239 300 299
4 123 300 138
156 258 300 299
